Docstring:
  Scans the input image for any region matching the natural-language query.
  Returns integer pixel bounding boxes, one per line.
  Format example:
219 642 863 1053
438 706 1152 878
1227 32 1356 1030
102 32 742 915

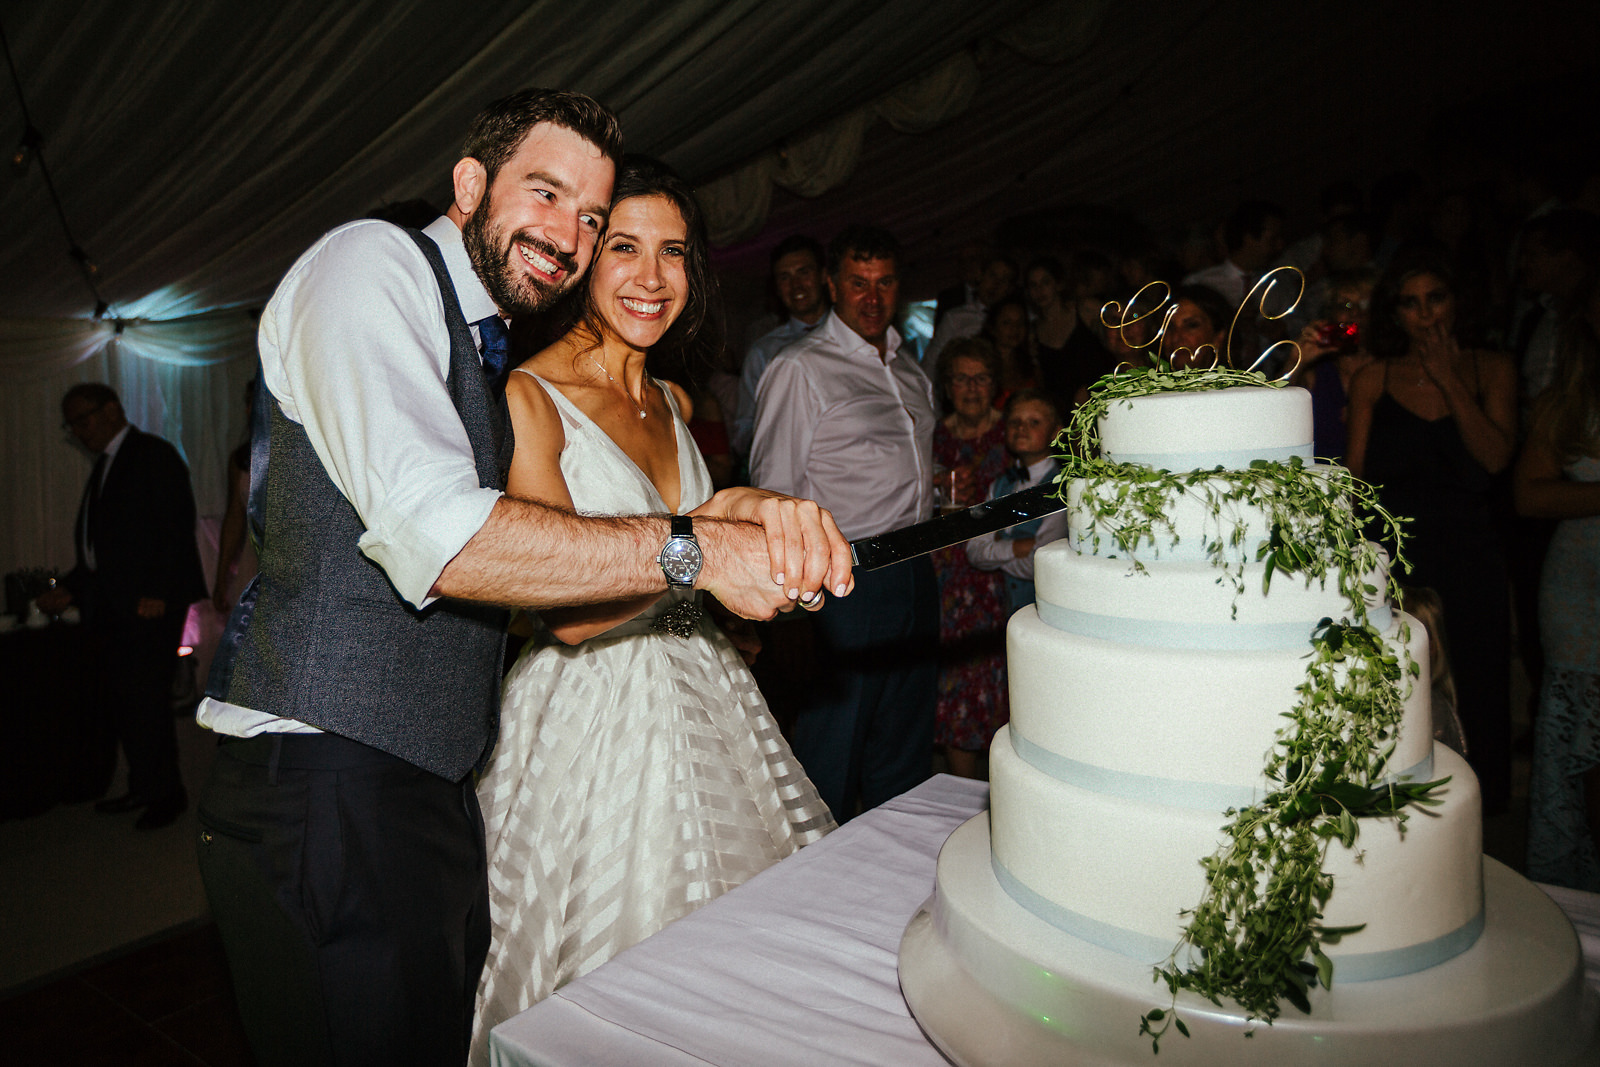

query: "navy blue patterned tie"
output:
476 314 511 393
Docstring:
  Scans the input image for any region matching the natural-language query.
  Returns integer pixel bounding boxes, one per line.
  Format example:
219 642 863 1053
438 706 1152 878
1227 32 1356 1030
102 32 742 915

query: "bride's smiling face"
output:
591 194 688 351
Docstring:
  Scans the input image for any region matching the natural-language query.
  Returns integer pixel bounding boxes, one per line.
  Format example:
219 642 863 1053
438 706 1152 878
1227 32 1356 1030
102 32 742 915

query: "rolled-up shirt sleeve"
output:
260 220 501 608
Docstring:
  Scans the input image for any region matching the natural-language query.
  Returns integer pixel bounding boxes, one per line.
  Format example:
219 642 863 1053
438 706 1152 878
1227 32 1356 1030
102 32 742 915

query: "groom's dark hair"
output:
461 88 624 184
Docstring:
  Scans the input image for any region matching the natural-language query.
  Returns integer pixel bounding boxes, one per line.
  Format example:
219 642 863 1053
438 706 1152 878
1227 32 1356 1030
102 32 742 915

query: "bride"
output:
470 158 836 1058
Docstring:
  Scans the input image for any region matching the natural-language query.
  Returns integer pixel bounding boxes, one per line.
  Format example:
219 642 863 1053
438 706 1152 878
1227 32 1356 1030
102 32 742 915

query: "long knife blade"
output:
850 481 1067 571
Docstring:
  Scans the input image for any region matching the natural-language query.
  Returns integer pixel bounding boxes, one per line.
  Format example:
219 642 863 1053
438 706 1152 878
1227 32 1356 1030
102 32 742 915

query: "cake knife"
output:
850 481 1066 571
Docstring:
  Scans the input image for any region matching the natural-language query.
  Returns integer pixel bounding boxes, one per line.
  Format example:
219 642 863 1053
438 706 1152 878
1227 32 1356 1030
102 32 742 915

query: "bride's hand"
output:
691 488 854 607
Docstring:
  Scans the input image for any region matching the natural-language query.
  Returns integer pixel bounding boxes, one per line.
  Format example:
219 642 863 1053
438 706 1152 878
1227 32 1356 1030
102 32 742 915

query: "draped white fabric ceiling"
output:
2 0 1595 577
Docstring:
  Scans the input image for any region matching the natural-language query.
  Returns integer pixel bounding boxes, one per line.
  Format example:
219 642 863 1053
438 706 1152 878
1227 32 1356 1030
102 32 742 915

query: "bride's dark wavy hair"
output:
552 154 725 371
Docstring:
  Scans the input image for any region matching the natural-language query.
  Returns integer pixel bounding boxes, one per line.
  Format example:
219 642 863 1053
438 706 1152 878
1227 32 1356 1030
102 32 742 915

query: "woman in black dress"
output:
1025 255 1111 412
1345 245 1518 813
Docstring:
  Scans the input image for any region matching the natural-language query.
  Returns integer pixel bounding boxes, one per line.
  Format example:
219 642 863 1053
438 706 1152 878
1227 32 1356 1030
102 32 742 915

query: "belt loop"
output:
268 735 283 786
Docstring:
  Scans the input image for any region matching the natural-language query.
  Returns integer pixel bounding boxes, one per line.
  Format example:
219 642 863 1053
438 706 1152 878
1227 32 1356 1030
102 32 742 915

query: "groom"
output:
198 88 852 1067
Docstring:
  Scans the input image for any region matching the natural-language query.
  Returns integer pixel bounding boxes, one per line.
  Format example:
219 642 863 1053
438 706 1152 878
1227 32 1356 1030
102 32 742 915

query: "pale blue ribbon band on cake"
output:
1104 442 1314 470
1331 909 1485 981
992 856 1175 964
1008 728 1436 812
1010 728 1262 811
1036 600 1393 651
993 856 1485 981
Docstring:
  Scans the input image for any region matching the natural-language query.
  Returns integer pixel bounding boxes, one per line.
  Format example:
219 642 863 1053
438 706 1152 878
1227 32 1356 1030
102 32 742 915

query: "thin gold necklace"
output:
589 352 648 420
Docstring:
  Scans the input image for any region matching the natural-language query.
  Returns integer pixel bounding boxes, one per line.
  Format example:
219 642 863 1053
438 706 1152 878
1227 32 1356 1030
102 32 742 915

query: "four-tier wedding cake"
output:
899 378 1598 1066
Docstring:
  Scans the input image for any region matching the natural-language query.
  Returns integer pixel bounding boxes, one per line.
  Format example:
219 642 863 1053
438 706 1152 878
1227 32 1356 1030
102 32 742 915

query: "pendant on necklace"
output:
590 352 648 420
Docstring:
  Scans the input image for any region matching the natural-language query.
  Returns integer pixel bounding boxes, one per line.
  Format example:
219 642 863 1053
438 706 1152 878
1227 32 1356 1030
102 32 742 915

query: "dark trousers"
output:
789 556 938 820
88 614 185 800
197 734 489 1067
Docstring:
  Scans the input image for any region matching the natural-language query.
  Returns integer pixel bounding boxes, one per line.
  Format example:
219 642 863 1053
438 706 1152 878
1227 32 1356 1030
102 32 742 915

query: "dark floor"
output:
0 923 255 1067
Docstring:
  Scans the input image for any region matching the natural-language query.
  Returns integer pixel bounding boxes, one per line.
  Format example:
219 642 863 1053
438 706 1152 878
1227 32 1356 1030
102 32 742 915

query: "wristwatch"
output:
657 515 702 587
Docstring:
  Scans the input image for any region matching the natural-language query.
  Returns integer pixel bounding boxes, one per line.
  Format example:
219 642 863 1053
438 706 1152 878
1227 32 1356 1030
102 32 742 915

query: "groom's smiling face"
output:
460 122 615 317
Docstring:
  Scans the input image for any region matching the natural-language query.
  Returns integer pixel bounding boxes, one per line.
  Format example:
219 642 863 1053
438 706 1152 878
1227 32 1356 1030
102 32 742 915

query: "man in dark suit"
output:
38 383 208 830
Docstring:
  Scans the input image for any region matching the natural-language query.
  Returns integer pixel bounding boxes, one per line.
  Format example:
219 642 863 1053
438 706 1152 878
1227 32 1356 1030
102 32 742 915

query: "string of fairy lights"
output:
2 17 112 320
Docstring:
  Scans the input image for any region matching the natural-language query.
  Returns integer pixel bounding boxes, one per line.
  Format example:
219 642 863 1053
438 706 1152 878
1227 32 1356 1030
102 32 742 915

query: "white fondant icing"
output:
990 728 1483 969
1033 540 1387 636
1006 608 1434 790
1064 466 1352 564
1098 385 1312 467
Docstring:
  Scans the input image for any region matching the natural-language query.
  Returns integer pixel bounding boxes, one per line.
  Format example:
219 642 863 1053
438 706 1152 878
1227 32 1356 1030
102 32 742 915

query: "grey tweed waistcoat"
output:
208 227 512 781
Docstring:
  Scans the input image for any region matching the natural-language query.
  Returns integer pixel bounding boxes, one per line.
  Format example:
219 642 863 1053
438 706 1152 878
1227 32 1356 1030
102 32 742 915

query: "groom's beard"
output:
463 188 581 317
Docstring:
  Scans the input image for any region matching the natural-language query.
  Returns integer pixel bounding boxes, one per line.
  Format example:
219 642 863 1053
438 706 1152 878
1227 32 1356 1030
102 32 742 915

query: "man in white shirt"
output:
923 252 1018 365
196 89 852 1067
1184 199 1287 308
730 234 829 459
752 225 938 820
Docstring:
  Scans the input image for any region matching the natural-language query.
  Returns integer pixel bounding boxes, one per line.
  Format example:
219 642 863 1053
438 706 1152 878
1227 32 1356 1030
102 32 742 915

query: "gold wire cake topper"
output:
1097 265 1307 380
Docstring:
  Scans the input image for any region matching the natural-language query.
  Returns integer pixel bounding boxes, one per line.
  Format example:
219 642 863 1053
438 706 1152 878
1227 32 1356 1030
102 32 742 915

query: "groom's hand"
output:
692 488 853 613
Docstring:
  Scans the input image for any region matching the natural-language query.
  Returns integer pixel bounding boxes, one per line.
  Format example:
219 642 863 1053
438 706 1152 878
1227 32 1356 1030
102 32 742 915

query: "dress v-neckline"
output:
1379 390 1454 426
519 370 688 514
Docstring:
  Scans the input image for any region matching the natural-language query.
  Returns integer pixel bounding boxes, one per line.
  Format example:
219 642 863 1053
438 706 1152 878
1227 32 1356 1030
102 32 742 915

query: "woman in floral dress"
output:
930 337 1011 778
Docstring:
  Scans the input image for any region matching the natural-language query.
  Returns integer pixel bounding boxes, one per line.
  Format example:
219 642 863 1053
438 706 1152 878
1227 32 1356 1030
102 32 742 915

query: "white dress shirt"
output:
750 310 936 542
197 215 503 737
731 315 815 459
1183 259 1249 307
963 456 1067 580
921 301 985 367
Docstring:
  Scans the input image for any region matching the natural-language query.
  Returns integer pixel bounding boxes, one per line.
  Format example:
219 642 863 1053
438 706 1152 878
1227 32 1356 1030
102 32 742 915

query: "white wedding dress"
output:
470 372 835 1062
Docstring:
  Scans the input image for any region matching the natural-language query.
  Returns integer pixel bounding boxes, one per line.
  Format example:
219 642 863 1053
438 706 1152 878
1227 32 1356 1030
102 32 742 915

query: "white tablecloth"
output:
489 774 1600 1067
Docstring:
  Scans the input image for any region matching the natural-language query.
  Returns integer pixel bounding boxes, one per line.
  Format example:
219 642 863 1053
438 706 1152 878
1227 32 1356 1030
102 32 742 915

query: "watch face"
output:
660 538 702 583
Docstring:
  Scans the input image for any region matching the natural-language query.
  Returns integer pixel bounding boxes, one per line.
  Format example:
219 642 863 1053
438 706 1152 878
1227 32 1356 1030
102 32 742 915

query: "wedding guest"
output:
929 338 1010 780
1028 255 1112 412
935 240 987 325
1393 585 1467 758
1279 212 1378 338
1290 268 1377 461
1346 245 1517 815
980 296 1038 408
966 388 1069 614
1517 277 1600 891
752 224 937 820
1163 284 1232 369
37 383 207 831
730 234 829 460
1184 199 1286 308
211 379 257 615
1506 208 1600 719
925 252 1018 364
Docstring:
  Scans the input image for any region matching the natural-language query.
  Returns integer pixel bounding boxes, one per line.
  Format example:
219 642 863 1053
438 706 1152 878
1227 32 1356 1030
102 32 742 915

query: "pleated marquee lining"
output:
468 373 835 1064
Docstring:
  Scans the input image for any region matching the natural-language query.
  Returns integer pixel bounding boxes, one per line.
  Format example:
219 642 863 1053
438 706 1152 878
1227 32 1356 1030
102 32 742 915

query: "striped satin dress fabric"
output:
470 374 835 1063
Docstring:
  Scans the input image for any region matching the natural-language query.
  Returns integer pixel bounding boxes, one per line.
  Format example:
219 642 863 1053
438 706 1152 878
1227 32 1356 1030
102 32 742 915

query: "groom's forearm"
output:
430 496 814 620
431 496 666 608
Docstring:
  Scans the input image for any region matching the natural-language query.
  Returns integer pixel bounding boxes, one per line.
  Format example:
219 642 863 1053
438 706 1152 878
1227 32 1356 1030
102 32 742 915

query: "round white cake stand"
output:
899 815 1600 1066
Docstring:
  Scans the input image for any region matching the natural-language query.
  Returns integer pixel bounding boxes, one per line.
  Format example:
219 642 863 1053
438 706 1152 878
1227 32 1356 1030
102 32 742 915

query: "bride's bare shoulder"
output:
505 364 563 439
659 378 694 423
